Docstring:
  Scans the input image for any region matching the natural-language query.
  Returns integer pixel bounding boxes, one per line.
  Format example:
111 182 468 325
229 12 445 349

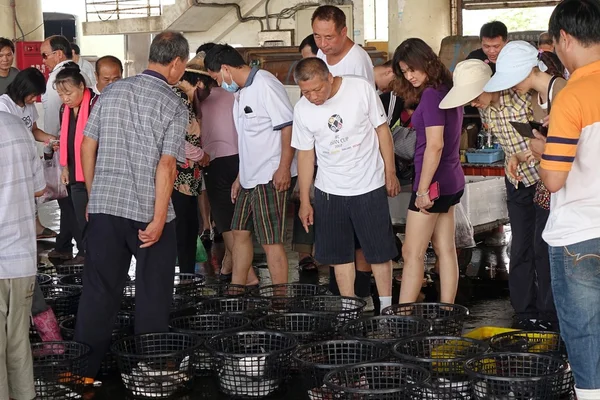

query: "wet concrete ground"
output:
36 201 513 399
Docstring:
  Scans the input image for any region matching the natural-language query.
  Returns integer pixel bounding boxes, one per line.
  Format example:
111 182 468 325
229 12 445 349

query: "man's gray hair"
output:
294 57 330 83
149 31 190 66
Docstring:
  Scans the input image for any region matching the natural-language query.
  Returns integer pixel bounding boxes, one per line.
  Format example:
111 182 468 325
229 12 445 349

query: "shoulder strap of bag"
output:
387 93 396 125
547 75 559 115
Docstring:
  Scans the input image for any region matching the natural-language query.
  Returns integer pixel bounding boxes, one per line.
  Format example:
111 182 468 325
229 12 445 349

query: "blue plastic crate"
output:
465 149 504 164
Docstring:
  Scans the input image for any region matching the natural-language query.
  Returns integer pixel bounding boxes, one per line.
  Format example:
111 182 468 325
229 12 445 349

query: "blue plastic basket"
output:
466 149 504 164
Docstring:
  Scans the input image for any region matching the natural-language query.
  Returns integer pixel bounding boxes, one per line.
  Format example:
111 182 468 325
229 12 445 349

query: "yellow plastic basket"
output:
463 326 519 341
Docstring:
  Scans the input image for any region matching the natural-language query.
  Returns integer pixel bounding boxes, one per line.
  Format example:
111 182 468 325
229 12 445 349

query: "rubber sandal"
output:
299 256 319 272
37 227 58 239
219 272 232 282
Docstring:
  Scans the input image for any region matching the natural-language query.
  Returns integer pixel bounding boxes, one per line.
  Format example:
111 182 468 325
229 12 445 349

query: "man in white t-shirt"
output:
312 5 375 87
0 111 45 400
292 58 399 312
205 44 297 286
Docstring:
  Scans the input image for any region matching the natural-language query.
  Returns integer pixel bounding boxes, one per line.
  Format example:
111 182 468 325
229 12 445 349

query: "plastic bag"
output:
196 236 208 263
37 152 68 204
455 202 476 249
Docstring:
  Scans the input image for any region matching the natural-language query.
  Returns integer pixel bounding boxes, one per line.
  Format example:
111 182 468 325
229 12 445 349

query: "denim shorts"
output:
550 238 600 390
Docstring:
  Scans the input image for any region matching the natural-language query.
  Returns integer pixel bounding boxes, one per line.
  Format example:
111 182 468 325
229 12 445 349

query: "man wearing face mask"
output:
204 44 296 287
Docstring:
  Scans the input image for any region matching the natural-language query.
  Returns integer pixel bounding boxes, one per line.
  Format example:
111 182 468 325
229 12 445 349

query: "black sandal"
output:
299 256 319 272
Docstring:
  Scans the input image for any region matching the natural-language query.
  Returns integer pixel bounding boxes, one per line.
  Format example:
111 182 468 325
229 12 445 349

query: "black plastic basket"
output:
253 283 331 298
196 297 271 319
195 283 251 298
32 341 91 400
111 332 202 398
53 264 84 276
254 312 337 345
60 313 134 374
58 273 83 287
341 316 431 345
489 330 567 357
465 352 569 400
170 314 251 376
173 273 206 298
288 296 367 326
323 362 431 400
40 285 81 319
392 336 488 399
37 273 53 286
206 330 298 399
489 331 574 398
381 303 469 336
294 340 390 400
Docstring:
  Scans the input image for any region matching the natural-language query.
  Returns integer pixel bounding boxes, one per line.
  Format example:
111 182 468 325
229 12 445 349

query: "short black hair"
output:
480 21 508 42
196 42 216 55
538 32 553 47
95 55 123 74
0 38 14 54
54 62 87 90
71 43 80 55
48 35 73 59
294 57 329 83
204 44 246 72
148 31 189 66
299 34 318 55
549 0 600 46
6 68 46 105
311 5 346 32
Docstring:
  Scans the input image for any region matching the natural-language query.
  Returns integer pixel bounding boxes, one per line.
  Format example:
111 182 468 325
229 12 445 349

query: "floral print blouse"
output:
173 87 202 196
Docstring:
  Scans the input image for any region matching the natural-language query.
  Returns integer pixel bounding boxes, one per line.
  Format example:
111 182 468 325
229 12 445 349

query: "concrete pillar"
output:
388 0 451 55
0 0 44 41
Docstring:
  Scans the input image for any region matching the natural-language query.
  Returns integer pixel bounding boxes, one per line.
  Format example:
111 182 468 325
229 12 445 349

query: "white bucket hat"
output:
483 40 548 93
440 59 493 109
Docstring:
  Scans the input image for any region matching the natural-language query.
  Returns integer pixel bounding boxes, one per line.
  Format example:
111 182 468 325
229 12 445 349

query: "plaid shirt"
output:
481 90 539 187
84 72 188 223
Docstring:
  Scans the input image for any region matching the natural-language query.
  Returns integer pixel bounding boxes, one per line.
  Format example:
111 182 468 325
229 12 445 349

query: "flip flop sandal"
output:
37 227 58 239
219 272 232 282
299 256 319 272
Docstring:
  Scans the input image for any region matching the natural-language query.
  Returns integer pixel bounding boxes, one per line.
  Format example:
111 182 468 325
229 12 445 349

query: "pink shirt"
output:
199 87 239 160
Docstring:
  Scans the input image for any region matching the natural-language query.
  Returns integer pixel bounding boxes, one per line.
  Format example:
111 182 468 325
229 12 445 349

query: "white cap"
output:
440 59 493 109
483 40 548 93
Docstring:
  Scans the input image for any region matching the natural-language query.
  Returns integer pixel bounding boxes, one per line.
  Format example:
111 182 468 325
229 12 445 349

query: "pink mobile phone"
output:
429 182 440 201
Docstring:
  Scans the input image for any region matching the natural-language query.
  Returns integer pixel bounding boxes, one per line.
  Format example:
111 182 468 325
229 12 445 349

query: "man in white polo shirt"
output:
292 57 398 312
204 44 296 286
312 5 375 86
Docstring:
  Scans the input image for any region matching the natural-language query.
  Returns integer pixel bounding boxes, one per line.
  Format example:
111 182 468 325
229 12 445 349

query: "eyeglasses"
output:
41 51 57 60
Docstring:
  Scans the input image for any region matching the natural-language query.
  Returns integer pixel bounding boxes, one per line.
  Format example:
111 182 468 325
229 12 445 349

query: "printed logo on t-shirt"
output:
328 114 343 133
22 115 33 130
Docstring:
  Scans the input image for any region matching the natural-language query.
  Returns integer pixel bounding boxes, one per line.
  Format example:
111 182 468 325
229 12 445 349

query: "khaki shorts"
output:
0 276 36 400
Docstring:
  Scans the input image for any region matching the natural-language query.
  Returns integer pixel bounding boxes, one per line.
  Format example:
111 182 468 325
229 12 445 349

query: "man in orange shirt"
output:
530 1 600 397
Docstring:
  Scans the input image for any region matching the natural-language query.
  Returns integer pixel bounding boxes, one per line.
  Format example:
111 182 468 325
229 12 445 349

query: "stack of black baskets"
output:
30 271 575 400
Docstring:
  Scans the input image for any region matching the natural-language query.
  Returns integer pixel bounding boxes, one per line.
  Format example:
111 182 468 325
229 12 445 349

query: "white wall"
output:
43 0 125 61
186 0 364 49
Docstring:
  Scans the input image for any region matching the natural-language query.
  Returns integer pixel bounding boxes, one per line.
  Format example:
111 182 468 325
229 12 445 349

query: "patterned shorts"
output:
231 181 289 245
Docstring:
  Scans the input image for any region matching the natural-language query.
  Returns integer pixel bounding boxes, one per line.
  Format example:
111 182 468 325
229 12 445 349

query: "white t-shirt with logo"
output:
0 94 38 132
234 68 298 189
292 76 387 196
317 44 375 87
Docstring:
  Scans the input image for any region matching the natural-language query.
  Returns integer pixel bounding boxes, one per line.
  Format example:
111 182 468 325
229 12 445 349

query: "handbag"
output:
533 76 558 211
388 94 416 161
37 151 68 204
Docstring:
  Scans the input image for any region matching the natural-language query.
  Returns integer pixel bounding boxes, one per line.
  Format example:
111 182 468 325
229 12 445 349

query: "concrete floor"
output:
35 200 514 399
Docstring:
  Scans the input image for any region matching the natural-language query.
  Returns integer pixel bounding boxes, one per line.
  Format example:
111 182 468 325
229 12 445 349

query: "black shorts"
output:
203 154 239 234
314 186 397 265
408 190 464 213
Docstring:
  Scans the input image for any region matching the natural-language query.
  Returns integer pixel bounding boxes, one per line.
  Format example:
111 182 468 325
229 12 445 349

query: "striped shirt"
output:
84 72 188 223
482 90 538 187
0 112 45 279
541 60 600 246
